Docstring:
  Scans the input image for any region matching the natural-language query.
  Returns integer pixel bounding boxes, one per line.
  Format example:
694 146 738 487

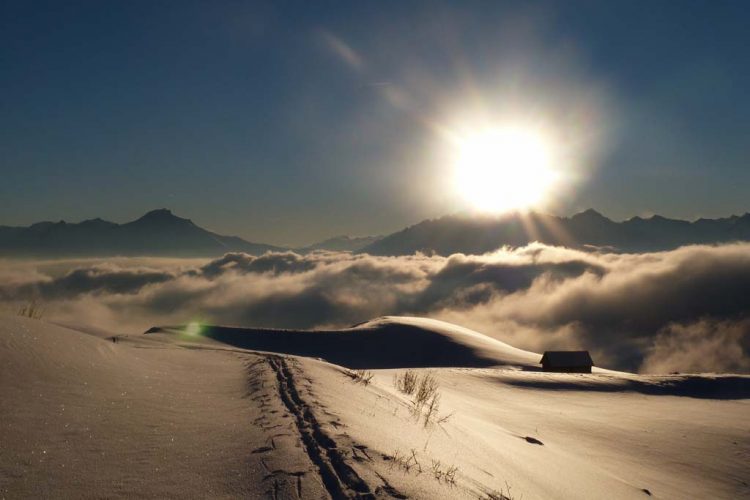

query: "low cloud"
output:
194 252 317 277
2 243 749 373
640 319 750 374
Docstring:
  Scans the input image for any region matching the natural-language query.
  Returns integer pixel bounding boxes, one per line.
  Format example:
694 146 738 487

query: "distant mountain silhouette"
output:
360 209 750 256
297 234 383 253
3 208 750 258
0 209 284 257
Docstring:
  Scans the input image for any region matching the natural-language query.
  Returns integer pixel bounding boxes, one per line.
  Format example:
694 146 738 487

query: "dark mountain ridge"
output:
359 209 750 256
0 209 284 257
296 234 384 253
2 208 749 258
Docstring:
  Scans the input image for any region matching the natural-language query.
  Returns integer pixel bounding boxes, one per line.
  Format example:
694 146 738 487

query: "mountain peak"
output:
133 209 192 225
572 209 608 220
299 234 384 253
141 208 175 218
77 217 116 229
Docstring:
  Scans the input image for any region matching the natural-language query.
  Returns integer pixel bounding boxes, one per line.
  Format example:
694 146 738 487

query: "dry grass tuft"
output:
393 369 418 394
423 392 441 428
17 301 43 319
387 448 458 486
387 448 422 474
484 481 520 500
430 459 458 485
393 370 454 427
346 369 374 385
413 372 439 409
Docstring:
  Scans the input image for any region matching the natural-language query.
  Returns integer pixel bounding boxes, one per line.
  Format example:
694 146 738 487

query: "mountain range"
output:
359 209 750 255
296 235 384 253
0 209 284 258
1 208 749 258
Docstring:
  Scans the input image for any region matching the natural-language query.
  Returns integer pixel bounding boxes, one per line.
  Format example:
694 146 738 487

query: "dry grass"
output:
393 370 418 394
437 411 454 425
387 449 458 486
413 372 439 409
17 301 43 319
430 459 458 484
387 448 422 474
346 369 374 385
484 481 520 500
393 370 454 427
423 392 441 427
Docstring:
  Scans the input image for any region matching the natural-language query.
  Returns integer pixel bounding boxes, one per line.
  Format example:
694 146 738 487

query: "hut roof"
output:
540 351 594 367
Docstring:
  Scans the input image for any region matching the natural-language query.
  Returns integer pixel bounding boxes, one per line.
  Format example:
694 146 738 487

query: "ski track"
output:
267 355 373 499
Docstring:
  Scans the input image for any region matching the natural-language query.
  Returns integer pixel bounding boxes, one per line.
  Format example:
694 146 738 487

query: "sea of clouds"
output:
2 243 749 374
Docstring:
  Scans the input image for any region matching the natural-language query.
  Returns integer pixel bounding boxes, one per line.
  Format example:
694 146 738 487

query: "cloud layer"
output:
2 243 749 373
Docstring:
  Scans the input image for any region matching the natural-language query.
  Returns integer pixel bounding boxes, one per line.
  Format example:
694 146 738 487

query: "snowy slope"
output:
294 359 750 499
148 315 542 369
3 314 748 499
0 316 329 499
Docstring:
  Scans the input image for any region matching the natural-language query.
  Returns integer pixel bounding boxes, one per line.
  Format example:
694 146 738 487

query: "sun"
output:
453 127 559 213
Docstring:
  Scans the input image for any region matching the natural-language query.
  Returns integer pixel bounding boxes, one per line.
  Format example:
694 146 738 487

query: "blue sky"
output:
2 1 749 245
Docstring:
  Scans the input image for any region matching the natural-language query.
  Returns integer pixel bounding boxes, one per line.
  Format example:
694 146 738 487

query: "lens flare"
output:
185 322 202 336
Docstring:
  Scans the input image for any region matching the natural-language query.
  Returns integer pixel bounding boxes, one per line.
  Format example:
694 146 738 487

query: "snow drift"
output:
146 316 541 369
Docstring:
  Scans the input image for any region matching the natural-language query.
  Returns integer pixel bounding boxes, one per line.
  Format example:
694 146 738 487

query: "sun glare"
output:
453 127 559 213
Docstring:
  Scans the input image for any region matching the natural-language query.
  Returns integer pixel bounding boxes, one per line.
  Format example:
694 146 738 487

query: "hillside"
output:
146 316 542 369
2 315 748 499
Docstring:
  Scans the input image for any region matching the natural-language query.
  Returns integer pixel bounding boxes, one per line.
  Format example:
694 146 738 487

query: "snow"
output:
297 361 749 499
0 316 326 498
2 314 748 499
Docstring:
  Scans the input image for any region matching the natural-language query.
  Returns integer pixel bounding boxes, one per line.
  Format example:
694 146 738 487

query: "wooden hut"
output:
540 351 594 373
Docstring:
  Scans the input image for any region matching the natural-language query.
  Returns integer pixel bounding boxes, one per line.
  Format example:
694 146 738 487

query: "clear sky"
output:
2 1 749 245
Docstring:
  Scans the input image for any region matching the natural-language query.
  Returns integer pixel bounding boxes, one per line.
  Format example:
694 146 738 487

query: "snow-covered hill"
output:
147 315 542 369
2 315 748 499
